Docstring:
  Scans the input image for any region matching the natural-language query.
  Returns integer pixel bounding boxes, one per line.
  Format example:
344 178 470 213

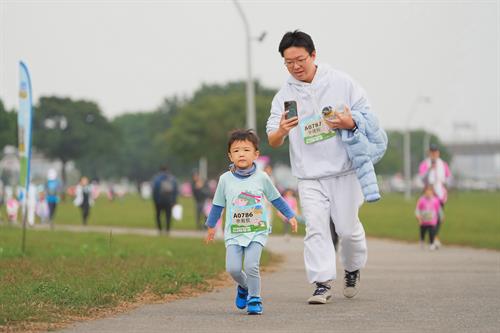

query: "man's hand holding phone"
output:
268 100 299 147
280 100 299 135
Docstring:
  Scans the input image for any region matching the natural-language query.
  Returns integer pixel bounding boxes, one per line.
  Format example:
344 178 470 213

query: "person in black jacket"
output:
191 170 210 230
151 165 178 235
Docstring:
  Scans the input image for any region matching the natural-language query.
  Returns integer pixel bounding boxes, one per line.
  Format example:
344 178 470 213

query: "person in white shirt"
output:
73 176 94 225
267 30 385 304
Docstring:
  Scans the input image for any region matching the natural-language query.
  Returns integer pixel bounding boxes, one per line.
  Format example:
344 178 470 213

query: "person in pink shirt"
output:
278 189 301 239
418 143 451 247
418 144 452 204
415 185 443 250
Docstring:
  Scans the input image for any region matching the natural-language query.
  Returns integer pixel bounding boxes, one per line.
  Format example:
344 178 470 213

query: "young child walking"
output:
415 185 443 250
205 129 298 315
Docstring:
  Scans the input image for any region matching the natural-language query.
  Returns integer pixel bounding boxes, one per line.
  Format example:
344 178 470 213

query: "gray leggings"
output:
226 242 263 298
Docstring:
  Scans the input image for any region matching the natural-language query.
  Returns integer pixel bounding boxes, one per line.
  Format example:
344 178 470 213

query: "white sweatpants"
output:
298 172 367 284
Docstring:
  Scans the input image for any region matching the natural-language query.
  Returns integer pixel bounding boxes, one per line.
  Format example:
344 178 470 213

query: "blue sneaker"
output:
247 296 263 315
235 285 248 309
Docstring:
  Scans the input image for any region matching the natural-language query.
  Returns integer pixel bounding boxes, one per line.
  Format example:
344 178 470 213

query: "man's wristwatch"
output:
350 120 358 133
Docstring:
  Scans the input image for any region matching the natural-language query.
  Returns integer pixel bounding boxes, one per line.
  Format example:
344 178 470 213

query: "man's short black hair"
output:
227 129 260 152
278 30 316 57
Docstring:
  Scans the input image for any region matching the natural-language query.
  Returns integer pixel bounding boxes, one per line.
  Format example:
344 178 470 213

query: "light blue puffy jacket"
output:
340 100 388 202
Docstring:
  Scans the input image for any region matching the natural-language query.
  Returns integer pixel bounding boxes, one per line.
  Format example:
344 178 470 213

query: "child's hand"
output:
205 228 216 244
289 217 298 233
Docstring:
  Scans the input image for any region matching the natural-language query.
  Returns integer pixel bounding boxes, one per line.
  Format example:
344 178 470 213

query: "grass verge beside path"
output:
361 192 500 250
0 227 272 331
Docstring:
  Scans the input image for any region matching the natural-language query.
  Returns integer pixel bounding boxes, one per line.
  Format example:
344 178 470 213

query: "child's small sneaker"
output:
307 282 332 304
247 296 263 315
343 270 360 298
235 285 248 309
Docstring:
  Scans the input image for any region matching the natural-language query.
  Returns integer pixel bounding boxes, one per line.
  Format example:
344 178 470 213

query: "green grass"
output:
46 195 184 229
2 191 498 248
360 191 500 250
0 226 273 330
43 195 201 230
270 191 499 250
0 191 496 329
23 191 500 249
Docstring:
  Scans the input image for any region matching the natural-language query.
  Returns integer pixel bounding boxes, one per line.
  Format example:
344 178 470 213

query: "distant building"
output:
0 146 20 186
446 141 500 190
0 145 76 186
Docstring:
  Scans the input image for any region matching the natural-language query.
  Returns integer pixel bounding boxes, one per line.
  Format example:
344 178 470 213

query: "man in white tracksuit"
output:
267 30 383 304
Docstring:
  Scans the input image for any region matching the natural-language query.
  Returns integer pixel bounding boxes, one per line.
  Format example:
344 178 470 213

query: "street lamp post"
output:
233 0 266 134
404 96 431 200
422 131 431 161
44 115 68 208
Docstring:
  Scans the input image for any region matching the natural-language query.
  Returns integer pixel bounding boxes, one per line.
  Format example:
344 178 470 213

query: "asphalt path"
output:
52 225 499 333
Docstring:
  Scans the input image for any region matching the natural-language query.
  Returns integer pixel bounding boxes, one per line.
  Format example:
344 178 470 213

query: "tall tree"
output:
163 81 288 178
110 97 182 183
33 96 117 187
0 99 17 152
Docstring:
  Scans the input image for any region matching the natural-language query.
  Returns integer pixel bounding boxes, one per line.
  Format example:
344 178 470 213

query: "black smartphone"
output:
284 101 298 119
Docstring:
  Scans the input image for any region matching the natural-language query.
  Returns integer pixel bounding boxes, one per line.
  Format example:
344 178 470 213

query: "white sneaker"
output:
430 243 437 251
343 270 360 298
308 282 332 304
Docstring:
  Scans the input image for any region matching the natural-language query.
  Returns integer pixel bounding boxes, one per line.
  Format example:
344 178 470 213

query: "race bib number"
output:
299 114 335 144
422 210 435 221
230 205 267 234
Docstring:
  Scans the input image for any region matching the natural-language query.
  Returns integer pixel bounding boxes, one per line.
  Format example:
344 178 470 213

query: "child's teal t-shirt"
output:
213 170 281 248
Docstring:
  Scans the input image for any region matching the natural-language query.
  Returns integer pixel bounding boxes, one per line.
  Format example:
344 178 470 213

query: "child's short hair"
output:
227 129 260 152
423 184 435 194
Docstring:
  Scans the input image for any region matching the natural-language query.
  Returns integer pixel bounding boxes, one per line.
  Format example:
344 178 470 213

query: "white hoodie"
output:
267 63 371 180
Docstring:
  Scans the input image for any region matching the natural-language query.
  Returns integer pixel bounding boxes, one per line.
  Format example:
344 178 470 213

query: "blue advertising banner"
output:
18 61 33 197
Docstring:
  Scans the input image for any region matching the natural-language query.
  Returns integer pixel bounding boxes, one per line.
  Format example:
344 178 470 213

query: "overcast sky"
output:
1 0 498 142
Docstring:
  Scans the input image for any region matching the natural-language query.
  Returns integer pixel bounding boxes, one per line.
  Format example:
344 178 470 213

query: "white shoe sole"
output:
343 286 359 298
307 294 332 304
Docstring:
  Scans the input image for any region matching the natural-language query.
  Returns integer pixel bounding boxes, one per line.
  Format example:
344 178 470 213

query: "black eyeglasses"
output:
284 55 310 68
